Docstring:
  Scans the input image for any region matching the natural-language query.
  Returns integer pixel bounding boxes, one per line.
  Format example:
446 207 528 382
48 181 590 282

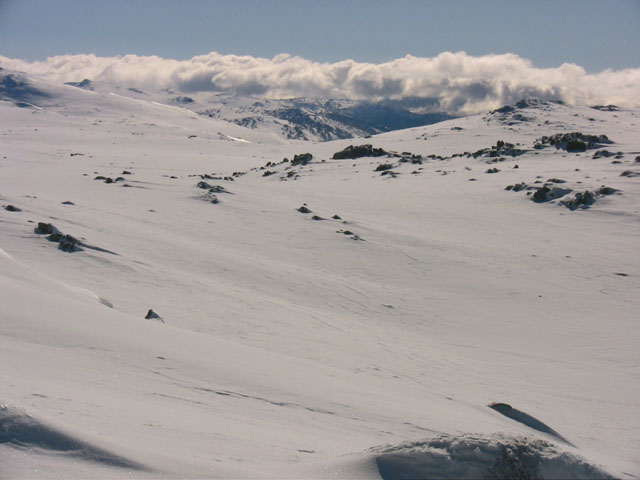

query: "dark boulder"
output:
561 191 596 210
57 234 82 252
291 153 313 166
597 186 618 195
145 309 164 323
532 186 572 203
34 222 60 235
566 140 586 152
375 163 394 172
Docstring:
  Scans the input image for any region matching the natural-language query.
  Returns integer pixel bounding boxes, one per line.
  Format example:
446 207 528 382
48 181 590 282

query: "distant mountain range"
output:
15 71 452 142
1 68 455 142
195 97 453 141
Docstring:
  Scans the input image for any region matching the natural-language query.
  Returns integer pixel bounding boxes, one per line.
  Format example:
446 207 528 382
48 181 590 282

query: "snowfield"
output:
1 70 639 479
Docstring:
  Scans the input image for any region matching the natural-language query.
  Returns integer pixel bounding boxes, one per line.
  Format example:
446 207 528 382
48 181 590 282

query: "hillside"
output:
1 70 639 479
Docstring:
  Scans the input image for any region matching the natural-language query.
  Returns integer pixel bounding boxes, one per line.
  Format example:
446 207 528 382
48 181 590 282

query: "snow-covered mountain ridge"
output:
4 68 454 141
1 69 639 479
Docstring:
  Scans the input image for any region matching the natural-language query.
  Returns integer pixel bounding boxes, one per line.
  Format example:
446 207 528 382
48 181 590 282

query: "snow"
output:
1 71 639 478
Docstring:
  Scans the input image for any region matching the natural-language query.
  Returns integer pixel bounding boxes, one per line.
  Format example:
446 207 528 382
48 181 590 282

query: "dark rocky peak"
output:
65 79 93 90
489 98 564 123
0 73 49 103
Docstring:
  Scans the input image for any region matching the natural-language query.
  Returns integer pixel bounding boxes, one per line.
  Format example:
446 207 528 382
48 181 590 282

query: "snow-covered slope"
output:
1 72 639 479
58 76 453 142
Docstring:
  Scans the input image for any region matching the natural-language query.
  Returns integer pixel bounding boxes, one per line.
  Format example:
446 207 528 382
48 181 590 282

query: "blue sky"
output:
1 0 638 72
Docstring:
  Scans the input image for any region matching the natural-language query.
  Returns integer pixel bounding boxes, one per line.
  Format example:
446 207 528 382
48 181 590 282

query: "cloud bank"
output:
1 51 639 114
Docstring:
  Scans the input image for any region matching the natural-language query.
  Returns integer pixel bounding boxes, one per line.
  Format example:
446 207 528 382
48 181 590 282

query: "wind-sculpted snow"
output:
488 403 574 447
0 405 147 471
373 433 614 480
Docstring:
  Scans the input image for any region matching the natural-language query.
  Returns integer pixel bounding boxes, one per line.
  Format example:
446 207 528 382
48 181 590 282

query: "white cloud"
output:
1 51 639 114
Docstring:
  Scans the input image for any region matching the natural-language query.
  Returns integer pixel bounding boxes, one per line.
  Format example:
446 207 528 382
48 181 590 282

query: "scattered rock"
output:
33 222 116 253
485 167 500 174
3 205 21 212
57 234 82 252
34 222 60 235
560 191 596 210
473 140 526 159
620 170 640 177
197 181 230 193
332 214 341 220
291 153 313 166
597 186 618 195
145 309 164 323
61 201 75 205
546 178 566 184
337 229 362 240
332 144 388 160
35 223 84 252
311 215 324 221
375 163 394 172
534 132 612 151
297 206 312 214
532 186 572 203
122 170 132 175
505 183 527 192
591 105 619 111
592 150 617 159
